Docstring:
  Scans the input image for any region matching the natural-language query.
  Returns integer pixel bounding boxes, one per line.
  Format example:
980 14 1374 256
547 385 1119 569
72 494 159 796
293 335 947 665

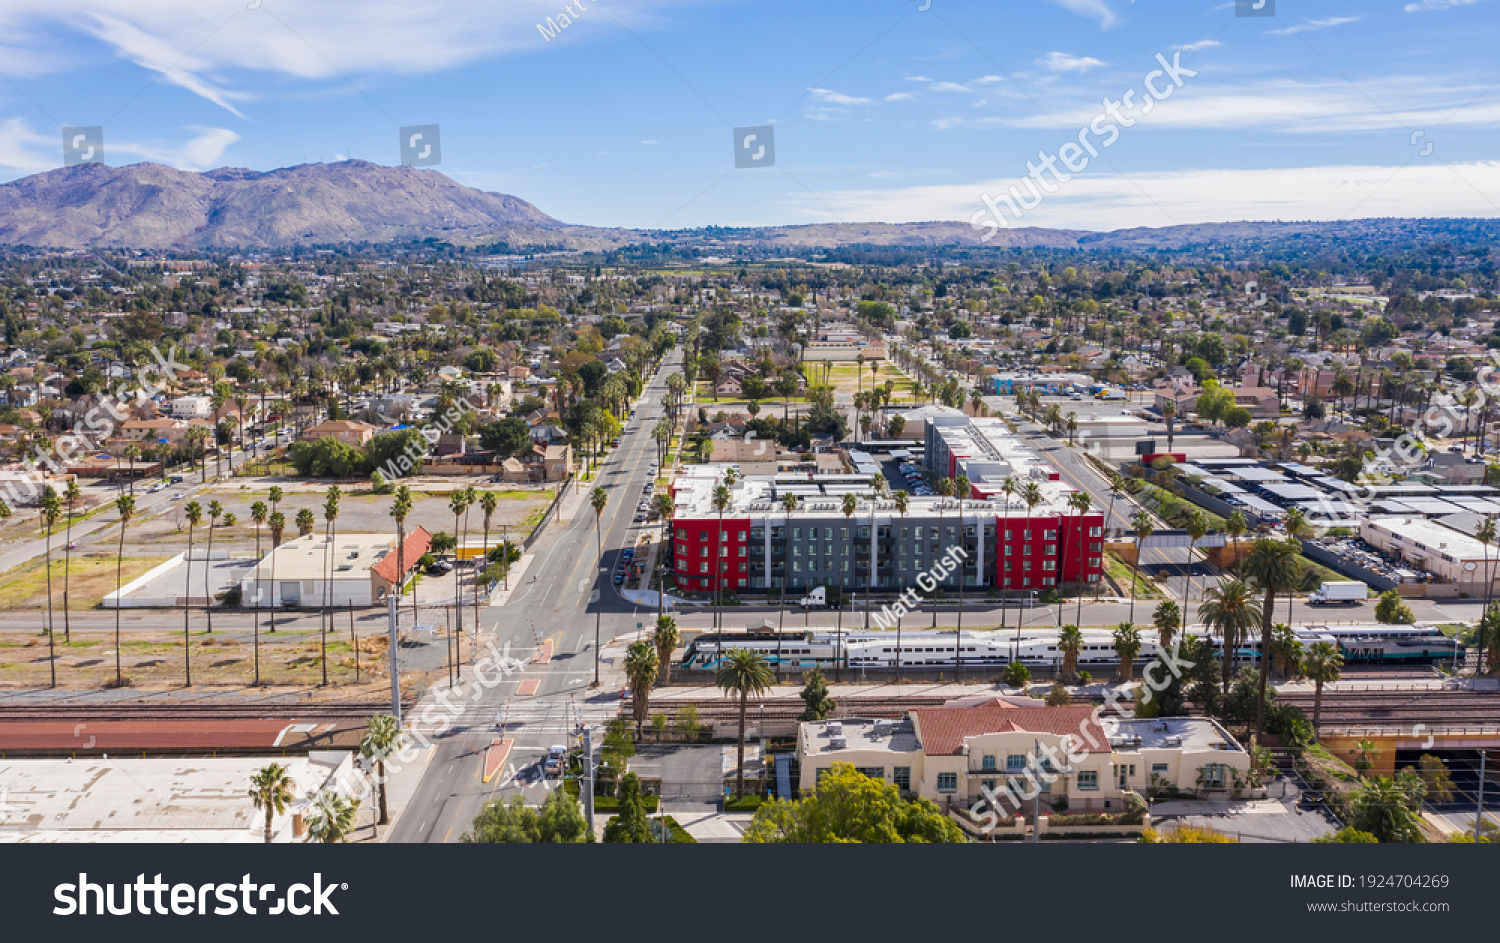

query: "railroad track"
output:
0 701 401 722
1279 691 1500 724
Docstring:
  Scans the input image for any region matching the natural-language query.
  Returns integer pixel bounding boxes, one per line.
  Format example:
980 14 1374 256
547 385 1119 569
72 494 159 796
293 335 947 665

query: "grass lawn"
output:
0 555 169 609
1104 551 1162 599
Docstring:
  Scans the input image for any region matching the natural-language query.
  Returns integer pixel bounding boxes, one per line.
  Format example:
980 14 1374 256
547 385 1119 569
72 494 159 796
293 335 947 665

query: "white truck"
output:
1100 389 1127 401
1307 581 1367 605
799 586 827 608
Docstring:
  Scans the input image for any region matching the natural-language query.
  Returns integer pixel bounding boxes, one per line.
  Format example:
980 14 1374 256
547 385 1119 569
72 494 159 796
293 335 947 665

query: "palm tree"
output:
249 500 268 679
932 478 953 632
1281 508 1310 623
1113 622 1142 683
123 444 140 496
839 491 858 681
775 492 799 681
1242 538 1302 737
1065 489 1094 627
40 486 60 687
1302 640 1343 736
716 648 773 798
182 500 202 686
949 474 972 676
1181 508 1208 646
653 614 679 687
248 763 297 843
447 490 467 676
1478 517 1497 670
1161 399 1177 452
389 485 412 626
712 483 733 636
205 499 222 636
1198 578 1262 698
590 486 608 686
1128 510 1155 624
305 789 360 843
865 475 888 633
1059 623 1083 684
321 486 341 686
295 507 315 538
893 489 910 674
111 494 135 688
1152 599 1182 651
652 492 674 618
1268 622 1303 679
360 715 403 826
1224 510 1247 575
61 479 80 642
478 490 498 623
624 639 659 736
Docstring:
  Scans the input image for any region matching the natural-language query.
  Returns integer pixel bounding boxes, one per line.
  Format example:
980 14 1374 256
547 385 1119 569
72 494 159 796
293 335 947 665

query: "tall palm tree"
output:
865 475 888 632
321 486 341 686
1059 623 1083 683
182 500 202 686
295 507 315 538
1152 599 1182 651
360 715 403 826
1478 517 1497 671
893 489 910 675
389 485 412 629
1098 474 1125 603
112 494 135 688
1242 538 1302 737
448 490 467 677
839 491 858 681
1224 510 1247 575
250 500 268 680
1128 510 1155 624
305 789 360 843
624 639 659 736
1066 489 1094 627
123 443 140 496
775 492 798 682
478 490 498 624
1161 399 1177 452
712 483 732 636
248 763 297 843
653 614 679 687
951 474 971 677
590 486 608 686
267 511 286 634
40 486 60 687
1281 507 1310 623
205 500 222 636
1198 578 1262 698
1302 640 1343 736
61 479 80 642
1113 622 1142 683
716 648 773 798
653 492 674 618
1181 508 1208 647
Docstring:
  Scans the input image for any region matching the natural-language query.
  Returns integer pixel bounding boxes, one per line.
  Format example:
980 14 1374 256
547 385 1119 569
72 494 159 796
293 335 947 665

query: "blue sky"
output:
0 0 1497 231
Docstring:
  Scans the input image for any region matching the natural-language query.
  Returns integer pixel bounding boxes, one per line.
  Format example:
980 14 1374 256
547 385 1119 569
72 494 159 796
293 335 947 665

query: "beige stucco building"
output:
797 705 1249 813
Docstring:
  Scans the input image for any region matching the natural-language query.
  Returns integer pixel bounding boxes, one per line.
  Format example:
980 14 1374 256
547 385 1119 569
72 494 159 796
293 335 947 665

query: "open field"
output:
0 555 169 610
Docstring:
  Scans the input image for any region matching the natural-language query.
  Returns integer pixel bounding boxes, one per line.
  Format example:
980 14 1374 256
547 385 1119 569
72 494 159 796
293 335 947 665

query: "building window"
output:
1042 560 1056 571
751 528 764 541
1077 771 1099 790
1090 526 1103 538
699 563 709 574
936 772 958 793
856 767 884 780
1006 754 1027 770
1152 763 1169 775
738 531 748 542
893 767 911 790
1044 530 1057 541
1022 545 1032 555
982 755 996 770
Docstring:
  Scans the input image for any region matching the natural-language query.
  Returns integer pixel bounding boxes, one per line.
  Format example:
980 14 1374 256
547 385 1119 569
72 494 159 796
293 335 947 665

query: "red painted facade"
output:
673 516 752 592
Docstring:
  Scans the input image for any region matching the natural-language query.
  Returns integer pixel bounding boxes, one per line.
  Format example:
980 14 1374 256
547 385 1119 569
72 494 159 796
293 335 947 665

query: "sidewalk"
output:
487 551 538 607
358 741 437 843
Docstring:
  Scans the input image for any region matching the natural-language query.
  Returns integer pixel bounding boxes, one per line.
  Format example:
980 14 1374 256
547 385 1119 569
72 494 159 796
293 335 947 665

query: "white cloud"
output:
973 99 988 107
1404 0 1484 10
1047 0 1117 28
178 127 238 166
808 87 871 105
971 75 1004 85
885 91 916 101
930 81 972 92
111 125 240 169
778 161 1500 231
1174 39 1222 51
1037 51 1107 72
1269 16 1359 34
0 117 58 175
905 75 933 82
931 116 964 130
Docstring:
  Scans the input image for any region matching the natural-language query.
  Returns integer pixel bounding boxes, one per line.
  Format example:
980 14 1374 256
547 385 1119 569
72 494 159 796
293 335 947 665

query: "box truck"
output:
1307 581 1367 605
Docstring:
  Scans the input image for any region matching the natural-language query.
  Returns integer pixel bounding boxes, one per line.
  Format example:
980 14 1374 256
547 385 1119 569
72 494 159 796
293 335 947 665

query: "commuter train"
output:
678 623 1459 672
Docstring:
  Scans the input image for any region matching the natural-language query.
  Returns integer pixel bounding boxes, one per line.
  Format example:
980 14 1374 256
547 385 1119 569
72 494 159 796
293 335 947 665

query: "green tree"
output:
112 495 135 689
360 714 403 826
248 762 296 843
1314 827 1380 843
61 479 80 642
306 789 360 843
1353 738 1381 777
365 428 430 478
1302 640 1343 735
1058 624 1084 684
1242 538 1301 736
744 764 965 843
1152 600 1182 651
652 615 679 686
1411 754 1455 803
479 417 533 458
797 665 836 721
182 500 202 686
287 437 365 477
39 486 60 686
1198 579 1261 699
1127 510 1154 624
1004 660 1031 688
1374 589 1415 624
1112 622 1142 682
589 486 608 686
624 639 659 736
1349 777 1423 843
717 648 773 798
602 772 653 843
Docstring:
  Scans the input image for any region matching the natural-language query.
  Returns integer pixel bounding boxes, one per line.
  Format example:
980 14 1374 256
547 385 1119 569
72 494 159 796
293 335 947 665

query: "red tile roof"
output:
913 705 1110 756
372 525 432 585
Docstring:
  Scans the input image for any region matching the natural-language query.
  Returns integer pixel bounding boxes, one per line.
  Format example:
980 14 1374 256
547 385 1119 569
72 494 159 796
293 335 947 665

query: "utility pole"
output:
386 592 401 725
581 724 595 833
1476 750 1487 842
1031 738 1042 843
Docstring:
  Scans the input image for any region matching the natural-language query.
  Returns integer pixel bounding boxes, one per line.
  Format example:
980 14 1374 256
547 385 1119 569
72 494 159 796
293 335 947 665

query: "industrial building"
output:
239 527 432 608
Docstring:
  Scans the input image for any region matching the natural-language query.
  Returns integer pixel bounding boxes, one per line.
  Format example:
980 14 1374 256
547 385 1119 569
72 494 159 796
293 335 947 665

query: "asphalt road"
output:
386 350 681 843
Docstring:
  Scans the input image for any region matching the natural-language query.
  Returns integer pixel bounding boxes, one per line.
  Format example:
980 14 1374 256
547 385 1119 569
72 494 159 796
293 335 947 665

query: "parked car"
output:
544 745 566 778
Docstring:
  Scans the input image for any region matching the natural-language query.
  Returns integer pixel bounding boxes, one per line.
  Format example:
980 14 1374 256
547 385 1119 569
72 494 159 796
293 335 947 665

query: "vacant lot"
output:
0 554 169 610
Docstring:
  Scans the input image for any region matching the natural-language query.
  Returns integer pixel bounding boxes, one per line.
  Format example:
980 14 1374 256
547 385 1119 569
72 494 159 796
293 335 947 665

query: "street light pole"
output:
1476 750 1487 842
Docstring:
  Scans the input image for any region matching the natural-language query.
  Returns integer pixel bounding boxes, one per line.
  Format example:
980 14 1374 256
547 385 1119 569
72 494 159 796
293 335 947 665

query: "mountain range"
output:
0 160 1492 252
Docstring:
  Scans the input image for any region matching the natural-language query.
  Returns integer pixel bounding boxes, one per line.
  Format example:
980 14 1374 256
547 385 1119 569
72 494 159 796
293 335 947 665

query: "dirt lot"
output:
0 554 169 610
0 624 462 694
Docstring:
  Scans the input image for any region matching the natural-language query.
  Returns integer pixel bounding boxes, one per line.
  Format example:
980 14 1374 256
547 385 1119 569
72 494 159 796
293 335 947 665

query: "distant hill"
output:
0 159 1493 252
0 160 560 248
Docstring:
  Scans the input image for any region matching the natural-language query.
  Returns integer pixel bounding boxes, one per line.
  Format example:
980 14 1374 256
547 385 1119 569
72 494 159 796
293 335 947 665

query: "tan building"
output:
121 418 186 442
798 706 1249 813
239 527 432 608
299 419 378 448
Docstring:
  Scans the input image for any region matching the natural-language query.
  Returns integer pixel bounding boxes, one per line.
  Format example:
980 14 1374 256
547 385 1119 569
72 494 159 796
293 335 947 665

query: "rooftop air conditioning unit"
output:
830 736 846 750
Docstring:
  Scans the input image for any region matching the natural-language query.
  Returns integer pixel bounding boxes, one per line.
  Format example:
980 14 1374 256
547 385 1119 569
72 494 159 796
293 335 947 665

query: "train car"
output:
680 629 836 671
1295 624 1459 665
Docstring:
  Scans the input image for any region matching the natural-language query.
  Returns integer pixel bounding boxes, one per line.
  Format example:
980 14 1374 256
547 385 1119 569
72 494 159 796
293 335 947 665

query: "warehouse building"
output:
239 527 432 608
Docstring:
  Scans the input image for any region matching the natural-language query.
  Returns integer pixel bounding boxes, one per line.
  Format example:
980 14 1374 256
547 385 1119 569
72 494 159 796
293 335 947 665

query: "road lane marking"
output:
482 738 514 782
517 678 539 696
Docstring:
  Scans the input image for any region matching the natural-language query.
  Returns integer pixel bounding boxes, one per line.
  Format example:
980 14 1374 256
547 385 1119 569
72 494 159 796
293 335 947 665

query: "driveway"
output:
1148 775 1339 842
